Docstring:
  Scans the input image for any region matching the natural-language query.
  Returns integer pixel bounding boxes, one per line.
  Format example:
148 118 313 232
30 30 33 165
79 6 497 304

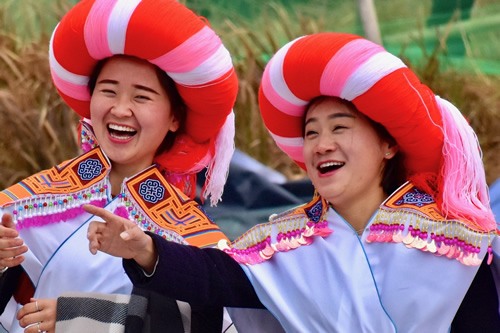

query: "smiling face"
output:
303 97 397 211
90 56 179 176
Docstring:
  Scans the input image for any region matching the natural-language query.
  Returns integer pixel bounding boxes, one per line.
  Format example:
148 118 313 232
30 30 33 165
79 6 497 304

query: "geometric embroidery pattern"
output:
305 198 324 223
383 182 446 221
395 187 434 207
124 167 227 248
77 158 103 181
0 148 109 206
138 179 165 204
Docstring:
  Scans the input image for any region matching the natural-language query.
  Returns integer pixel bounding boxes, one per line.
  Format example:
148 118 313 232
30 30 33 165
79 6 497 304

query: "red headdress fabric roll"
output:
258 32 495 231
49 0 238 205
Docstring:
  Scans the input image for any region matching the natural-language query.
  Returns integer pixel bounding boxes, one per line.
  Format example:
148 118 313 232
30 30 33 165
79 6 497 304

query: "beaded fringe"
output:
221 205 495 266
220 214 332 265
366 208 494 266
13 184 108 229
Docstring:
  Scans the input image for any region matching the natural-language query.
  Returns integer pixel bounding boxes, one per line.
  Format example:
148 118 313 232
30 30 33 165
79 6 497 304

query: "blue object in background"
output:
490 178 500 225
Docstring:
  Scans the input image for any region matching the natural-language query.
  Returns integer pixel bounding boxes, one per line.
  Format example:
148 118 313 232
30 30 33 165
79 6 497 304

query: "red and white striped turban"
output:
49 0 238 205
259 32 495 231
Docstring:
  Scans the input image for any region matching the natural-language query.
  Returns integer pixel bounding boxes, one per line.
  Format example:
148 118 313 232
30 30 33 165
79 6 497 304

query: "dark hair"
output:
304 96 406 195
368 119 406 195
88 55 187 154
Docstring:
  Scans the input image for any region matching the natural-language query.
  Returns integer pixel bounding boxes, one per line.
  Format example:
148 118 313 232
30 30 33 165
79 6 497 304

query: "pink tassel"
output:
313 221 333 237
224 236 274 264
113 205 130 219
81 142 93 153
487 246 493 265
274 236 291 252
259 241 275 260
434 97 495 231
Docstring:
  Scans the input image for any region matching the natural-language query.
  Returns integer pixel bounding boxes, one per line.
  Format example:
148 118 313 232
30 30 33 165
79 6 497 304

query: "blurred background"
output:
0 0 499 239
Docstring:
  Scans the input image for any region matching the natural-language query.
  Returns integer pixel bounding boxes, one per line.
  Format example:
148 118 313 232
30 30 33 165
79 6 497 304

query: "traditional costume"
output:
0 0 237 331
121 32 500 332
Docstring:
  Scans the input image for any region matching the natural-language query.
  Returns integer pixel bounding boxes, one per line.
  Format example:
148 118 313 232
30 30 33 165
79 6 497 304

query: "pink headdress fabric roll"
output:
49 0 238 205
258 32 495 231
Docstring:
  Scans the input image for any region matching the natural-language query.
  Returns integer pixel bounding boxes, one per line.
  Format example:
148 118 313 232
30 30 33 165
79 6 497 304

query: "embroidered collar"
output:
219 194 332 265
367 182 495 266
221 182 495 266
1 147 226 248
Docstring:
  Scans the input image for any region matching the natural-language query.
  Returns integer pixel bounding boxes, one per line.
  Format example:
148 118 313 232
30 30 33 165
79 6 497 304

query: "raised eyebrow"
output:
304 112 355 127
96 79 160 95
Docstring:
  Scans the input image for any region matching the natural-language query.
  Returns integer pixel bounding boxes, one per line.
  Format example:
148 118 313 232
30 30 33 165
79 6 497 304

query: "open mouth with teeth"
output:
108 124 137 140
318 161 345 174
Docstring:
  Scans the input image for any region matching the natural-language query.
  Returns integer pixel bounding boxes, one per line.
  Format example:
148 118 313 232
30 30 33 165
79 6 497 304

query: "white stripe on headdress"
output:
167 45 233 86
265 38 307 110
49 25 89 86
320 38 385 97
49 24 90 100
152 26 221 73
108 0 142 54
270 133 304 147
341 52 406 101
270 133 305 163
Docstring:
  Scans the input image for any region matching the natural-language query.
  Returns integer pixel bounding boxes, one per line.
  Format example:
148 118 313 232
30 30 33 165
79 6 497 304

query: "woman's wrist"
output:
133 236 158 274
140 255 159 277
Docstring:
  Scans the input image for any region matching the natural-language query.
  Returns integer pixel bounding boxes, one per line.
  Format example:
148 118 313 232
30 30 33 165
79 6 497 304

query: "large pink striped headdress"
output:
259 32 495 232
49 0 238 206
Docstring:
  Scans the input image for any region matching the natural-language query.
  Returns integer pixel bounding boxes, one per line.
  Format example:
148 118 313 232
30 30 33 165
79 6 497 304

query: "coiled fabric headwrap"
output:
49 0 238 206
258 32 495 231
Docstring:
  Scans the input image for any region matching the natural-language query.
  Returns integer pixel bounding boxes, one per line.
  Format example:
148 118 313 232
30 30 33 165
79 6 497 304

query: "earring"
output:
384 152 391 157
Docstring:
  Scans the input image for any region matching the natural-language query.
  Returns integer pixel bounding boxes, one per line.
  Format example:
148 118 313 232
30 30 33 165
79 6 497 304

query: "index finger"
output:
84 204 134 233
83 204 118 222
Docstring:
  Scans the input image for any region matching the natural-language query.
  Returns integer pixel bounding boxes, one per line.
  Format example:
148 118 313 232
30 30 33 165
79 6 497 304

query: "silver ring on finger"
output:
37 322 42 333
35 300 40 312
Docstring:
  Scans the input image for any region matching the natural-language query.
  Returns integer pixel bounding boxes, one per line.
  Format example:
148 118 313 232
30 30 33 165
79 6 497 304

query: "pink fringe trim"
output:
113 205 129 219
16 199 107 230
228 236 273 265
81 142 93 153
366 222 488 266
225 220 333 265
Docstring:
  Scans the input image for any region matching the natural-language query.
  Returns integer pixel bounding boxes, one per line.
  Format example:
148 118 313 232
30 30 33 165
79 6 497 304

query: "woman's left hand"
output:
17 298 56 333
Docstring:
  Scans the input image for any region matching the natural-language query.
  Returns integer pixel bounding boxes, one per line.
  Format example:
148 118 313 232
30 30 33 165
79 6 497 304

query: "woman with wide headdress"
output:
0 0 238 332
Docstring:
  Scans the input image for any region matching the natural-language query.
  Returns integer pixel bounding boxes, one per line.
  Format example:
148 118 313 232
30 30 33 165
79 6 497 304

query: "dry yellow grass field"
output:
0 0 499 189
